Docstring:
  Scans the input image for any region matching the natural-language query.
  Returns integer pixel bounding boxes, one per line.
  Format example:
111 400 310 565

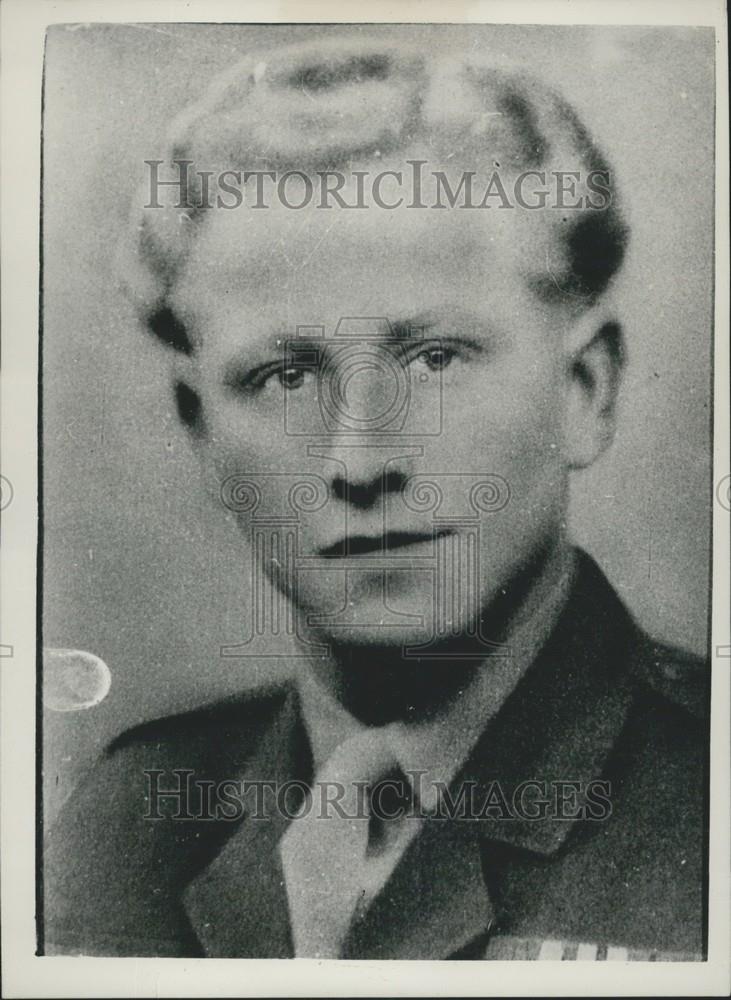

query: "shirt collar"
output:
297 543 577 809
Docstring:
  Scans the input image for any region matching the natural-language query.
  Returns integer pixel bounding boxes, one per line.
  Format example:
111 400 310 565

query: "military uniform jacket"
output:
43 552 708 960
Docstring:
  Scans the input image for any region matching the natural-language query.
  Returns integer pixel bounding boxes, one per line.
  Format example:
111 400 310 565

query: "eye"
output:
415 345 456 371
276 367 307 390
255 365 315 391
224 356 319 397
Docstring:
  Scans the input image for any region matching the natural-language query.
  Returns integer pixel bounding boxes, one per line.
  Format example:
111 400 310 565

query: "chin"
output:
281 536 560 723
291 573 500 725
290 567 484 653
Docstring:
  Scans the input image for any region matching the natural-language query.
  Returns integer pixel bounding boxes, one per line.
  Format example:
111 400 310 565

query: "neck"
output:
299 533 575 726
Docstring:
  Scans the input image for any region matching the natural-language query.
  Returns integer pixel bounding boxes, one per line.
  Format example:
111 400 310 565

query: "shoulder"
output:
571 549 709 721
47 679 294 851
43 680 295 954
608 597 709 789
604 631 708 892
615 635 708 833
104 679 292 769
552 606 709 955
46 679 294 881
630 636 709 720
567 550 709 812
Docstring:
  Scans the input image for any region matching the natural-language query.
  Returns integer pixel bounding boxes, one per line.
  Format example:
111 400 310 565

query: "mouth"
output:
319 529 454 558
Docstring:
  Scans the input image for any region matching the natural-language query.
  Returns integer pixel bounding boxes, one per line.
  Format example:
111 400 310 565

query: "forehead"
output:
173 171 560 342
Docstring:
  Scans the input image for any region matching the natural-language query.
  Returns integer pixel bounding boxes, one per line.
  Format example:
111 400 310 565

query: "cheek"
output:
509 371 564 463
437 350 568 535
444 348 565 465
502 362 568 517
196 384 323 530
198 377 284 468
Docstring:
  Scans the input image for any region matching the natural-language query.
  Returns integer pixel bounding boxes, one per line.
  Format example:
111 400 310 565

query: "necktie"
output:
279 729 418 958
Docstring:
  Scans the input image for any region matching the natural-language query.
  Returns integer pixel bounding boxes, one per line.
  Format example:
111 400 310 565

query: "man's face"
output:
172 179 574 655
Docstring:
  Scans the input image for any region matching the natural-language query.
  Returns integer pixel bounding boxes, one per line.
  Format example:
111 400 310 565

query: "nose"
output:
310 340 420 510
331 466 407 510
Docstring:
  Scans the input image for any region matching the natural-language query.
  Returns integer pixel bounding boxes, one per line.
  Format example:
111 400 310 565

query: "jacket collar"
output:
181 681 497 959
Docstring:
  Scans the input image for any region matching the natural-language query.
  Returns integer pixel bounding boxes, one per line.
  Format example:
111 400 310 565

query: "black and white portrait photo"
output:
0 4 727 995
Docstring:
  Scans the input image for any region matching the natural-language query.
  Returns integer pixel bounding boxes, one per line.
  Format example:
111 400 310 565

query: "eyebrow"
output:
288 318 438 341
238 318 438 352
388 318 436 339
383 310 489 340
392 309 501 344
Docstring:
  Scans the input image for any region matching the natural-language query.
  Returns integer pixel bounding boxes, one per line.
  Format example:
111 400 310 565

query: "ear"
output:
564 318 624 470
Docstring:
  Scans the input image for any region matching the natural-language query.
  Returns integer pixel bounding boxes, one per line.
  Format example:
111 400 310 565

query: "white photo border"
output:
1 1 728 996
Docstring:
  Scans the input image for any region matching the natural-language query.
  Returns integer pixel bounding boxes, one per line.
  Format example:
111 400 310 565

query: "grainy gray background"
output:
41 23 714 818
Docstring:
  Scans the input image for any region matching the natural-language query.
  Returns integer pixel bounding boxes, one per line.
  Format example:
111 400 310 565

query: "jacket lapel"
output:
461 550 637 856
344 552 638 959
182 688 311 957
342 819 494 960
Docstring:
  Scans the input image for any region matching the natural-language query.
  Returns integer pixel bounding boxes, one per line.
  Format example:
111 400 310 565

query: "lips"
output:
319 529 453 558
